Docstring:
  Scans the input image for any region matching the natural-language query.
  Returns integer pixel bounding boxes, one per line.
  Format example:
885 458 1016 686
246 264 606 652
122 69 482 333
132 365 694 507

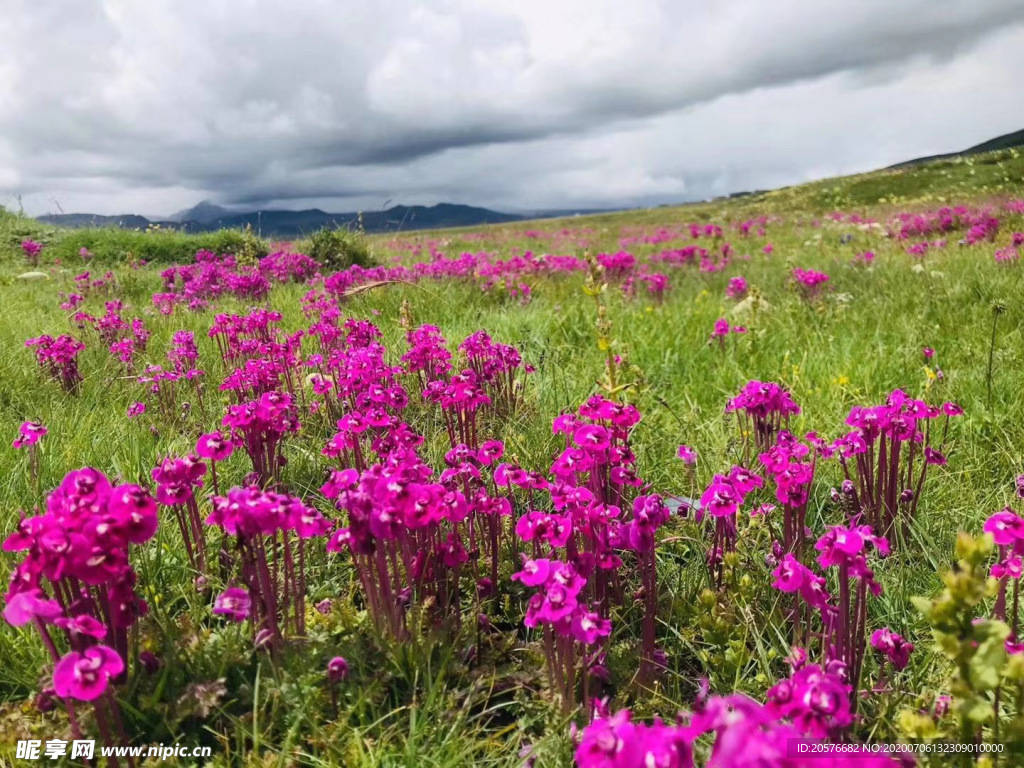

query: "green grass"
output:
1 149 1024 765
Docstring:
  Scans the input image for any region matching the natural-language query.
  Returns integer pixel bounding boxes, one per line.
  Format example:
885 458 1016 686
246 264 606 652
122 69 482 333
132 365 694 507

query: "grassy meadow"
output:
1 148 1024 766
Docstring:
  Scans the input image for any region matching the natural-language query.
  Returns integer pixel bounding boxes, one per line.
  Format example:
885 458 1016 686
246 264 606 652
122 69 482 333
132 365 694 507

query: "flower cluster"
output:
259 250 319 283
726 380 801 459
3 468 156 743
222 391 299 486
459 330 533 413
22 239 44 265
26 334 86 392
206 485 330 648
401 324 453 385
514 558 611 709
575 689 901 768
725 275 748 299
792 267 830 298
152 455 209 571
708 318 746 350
831 389 959 538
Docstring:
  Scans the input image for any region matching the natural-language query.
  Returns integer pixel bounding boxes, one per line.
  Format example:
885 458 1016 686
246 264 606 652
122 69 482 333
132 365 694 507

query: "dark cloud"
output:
2 0 1023 215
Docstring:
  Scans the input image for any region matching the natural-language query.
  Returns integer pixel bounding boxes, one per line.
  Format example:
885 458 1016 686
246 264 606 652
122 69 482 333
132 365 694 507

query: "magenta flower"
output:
327 656 349 683
52 645 124 701
771 554 831 609
571 610 612 645
992 555 1023 580
870 627 914 670
196 431 234 462
676 444 697 465
766 664 852 737
726 276 748 299
12 421 46 449
511 558 554 587
127 402 146 418
21 239 43 264
478 439 504 465
984 508 1024 546
815 524 888 569
700 476 741 518
54 614 108 639
792 267 830 297
212 588 251 622
574 424 611 454
922 347 935 359
2 588 62 626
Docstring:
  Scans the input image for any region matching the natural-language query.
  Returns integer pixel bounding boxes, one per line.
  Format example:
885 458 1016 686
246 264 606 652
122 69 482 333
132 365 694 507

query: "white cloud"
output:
3 0 1023 215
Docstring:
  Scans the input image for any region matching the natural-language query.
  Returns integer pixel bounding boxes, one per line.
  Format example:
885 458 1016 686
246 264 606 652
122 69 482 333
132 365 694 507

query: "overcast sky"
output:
3 0 1024 217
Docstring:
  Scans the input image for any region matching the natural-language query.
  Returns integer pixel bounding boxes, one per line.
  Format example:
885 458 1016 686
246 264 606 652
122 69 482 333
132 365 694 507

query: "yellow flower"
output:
832 375 849 387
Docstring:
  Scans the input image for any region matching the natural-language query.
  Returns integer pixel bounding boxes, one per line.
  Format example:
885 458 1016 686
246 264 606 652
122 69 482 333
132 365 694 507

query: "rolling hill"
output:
889 128 1024 168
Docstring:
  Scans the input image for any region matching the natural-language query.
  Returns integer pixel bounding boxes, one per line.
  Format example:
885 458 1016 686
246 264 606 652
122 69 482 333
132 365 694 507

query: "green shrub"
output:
298 226 376 271
1 226 270 266
230 225 270 267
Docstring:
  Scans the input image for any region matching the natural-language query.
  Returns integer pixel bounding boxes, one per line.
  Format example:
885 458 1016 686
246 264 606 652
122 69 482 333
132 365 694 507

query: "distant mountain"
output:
891 128 1024 168
35 213 154 229
168 200 232 224
37 202 527 237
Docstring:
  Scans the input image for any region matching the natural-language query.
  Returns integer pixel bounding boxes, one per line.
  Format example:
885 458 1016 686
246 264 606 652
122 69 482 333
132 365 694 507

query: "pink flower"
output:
571 610 612 645
992 556 1023 580
52 645 124 701
212 588 250 622
771 554 831 609
478 440 504 465
726 276 748 299
127 402 146 418
327 656 349 683
766 664 852 737
676 445 697 465
984 508 1024 546
700 476 741 518
511 558 553 588
870 627 914 670
196 431 234 462
21 239 43 260
3 588 63 626
12 421 46 449
923 347 935 359
54 614 108 639
574 424 611 454
792 267 830 296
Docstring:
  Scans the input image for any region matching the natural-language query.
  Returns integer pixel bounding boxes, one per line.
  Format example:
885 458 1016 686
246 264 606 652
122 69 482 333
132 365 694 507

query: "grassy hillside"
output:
1 144 1024 766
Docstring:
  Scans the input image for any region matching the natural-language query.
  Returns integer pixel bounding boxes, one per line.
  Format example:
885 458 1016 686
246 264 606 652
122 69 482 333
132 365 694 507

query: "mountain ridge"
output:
37 202 534 237
34 128 1024 236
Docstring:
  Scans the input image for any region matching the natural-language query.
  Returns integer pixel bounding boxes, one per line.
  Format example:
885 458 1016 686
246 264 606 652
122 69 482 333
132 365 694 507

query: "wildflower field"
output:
3 150 1024 767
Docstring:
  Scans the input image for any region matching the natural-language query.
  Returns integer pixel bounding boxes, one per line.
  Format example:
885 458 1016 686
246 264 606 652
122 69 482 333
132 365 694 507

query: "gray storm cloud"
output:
3 0 1024 215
